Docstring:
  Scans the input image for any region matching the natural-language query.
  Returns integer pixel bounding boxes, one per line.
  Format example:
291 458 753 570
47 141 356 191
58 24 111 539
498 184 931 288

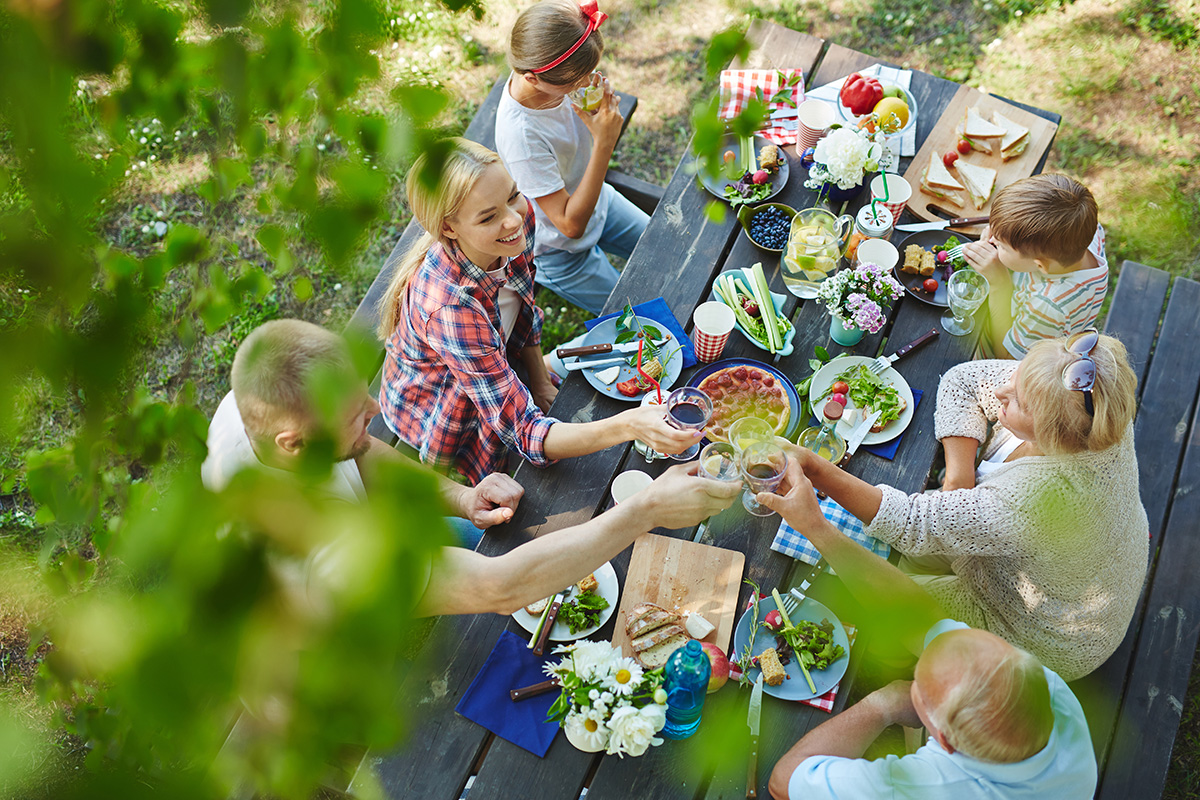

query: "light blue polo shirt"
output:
788 619 1098 800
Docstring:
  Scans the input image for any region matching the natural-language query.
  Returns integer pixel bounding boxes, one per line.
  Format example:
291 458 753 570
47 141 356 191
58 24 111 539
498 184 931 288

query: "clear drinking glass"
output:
727 416 775 455
665 387 713 461
634 391 667 462
567 71 604 113
739 441 787 516
941 269 990 336
699 442 741 482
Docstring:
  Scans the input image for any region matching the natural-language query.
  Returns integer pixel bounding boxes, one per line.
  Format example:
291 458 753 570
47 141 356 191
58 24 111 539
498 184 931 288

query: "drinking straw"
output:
870 171 891 222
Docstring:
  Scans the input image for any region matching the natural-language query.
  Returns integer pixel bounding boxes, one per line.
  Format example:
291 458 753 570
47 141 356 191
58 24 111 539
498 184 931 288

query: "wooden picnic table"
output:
357 21 1061 800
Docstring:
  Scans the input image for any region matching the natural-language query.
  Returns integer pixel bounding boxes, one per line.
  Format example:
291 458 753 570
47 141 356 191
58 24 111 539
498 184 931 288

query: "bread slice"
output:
920 151 965 206
954 107 1004 156
955 161 997 210
576 573 598 595
636 633 690 669
631 623 687 653
759 648 786 686
993 111 1030 161
902 244 925 274
866 395 908 433
524 596 550 616
628 609 682 640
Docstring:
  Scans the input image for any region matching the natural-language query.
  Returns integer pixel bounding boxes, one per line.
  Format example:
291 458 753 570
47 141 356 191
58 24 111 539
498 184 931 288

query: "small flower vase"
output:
829 315 865 346
821 176 868 204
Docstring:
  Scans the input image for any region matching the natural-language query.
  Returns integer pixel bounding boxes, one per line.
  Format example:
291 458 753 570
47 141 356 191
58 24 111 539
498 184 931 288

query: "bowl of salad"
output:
710 265 795 356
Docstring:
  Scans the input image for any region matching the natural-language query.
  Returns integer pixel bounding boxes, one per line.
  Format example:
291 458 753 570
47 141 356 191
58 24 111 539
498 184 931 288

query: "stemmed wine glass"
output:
665 387 713 461
739 441 787 516
941 269 990 336
727 416 775 455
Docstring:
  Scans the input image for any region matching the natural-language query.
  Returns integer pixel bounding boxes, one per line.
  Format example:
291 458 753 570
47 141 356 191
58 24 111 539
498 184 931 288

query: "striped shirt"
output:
1004 225 1108 358
378 201 557 485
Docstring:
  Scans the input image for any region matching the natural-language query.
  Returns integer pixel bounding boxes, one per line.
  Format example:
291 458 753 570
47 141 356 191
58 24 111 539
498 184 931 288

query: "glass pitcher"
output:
782 207 853 299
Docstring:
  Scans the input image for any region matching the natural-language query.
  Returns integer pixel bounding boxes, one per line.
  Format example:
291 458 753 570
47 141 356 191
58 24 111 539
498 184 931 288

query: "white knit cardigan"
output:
864 360 1148 681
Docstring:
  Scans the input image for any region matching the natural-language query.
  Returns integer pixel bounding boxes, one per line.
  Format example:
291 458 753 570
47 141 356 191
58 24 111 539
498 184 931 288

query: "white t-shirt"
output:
201 391 431 608
787 619 1098 800
495 76 612 256
486 263 522 342
975 435 1024 479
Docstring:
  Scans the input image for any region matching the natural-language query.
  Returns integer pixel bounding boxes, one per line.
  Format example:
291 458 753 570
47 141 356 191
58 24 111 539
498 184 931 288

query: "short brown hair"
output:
1017 332 1137 454
988 174 1098 267
508 0 603 86
231 320 357 446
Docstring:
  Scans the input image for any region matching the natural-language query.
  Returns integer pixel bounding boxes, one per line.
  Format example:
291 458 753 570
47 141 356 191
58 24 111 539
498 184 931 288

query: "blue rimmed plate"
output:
731 592 850 701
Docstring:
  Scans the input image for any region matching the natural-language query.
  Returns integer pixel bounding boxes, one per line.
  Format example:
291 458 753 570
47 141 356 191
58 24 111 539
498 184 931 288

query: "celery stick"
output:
747 263 780 352
716 275 761 342
771 588 794 629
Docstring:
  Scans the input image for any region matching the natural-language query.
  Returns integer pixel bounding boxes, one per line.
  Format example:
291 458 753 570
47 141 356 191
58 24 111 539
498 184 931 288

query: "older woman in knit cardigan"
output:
763 332 1147 681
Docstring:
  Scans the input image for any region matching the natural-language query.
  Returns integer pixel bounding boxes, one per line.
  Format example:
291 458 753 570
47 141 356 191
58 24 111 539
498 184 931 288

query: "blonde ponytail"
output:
377 139 502 339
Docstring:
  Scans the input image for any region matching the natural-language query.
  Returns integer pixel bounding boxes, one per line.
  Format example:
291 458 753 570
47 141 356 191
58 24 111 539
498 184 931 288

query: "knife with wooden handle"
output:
510 678 561 702
532 592 566 657
556 343 614 358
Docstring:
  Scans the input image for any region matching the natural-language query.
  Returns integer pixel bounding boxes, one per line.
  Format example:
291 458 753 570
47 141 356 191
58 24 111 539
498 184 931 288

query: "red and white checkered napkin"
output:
718 69 806 146
729 594 857 713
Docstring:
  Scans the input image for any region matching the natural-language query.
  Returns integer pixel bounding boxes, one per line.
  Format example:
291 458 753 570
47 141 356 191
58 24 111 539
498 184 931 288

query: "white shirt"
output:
975 435 1024 479
486 263 522 342
495 76 612 256
788 619 1098 800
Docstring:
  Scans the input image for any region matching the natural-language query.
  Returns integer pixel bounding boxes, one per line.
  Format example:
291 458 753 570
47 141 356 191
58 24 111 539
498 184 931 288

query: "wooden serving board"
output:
901 84 1059 224
611 534 746 659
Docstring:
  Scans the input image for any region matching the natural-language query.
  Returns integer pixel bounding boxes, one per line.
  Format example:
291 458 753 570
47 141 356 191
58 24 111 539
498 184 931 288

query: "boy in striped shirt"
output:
963 174 1107 359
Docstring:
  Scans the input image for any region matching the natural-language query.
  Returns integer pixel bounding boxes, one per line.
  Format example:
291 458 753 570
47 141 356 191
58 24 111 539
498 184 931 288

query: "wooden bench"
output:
1068 260 1200 797
345 74 662 446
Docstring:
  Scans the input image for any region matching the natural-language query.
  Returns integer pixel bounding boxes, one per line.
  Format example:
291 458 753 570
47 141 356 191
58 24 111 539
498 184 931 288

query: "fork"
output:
869 328 940 375
943 244 966 262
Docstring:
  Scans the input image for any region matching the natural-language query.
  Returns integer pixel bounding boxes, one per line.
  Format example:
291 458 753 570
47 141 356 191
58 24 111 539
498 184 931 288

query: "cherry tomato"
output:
942 151 959 169
831 380 850 395
923 278 939 293
831 392 848 406
956 139 972 155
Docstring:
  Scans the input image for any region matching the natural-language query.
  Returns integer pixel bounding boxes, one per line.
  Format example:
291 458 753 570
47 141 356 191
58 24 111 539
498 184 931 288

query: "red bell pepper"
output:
839 73 883 116
616 377 643 397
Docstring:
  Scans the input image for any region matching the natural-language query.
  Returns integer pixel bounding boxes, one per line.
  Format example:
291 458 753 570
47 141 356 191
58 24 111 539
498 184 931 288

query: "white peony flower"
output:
602 657 644 697
639 701 667 733
564 711 610 752
605 705 664 758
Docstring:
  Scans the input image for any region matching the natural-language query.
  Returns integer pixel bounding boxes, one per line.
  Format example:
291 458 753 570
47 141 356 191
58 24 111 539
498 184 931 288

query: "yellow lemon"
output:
580 85 603 112
873 96 910 133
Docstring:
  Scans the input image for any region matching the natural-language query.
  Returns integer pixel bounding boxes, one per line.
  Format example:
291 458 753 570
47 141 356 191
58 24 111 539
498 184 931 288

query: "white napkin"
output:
804 64 916 159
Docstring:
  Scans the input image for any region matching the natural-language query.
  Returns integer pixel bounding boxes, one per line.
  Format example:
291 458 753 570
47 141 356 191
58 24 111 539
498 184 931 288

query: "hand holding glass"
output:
941 269 990 336
666 387 713 461
739 441 787 516
699 442 741 482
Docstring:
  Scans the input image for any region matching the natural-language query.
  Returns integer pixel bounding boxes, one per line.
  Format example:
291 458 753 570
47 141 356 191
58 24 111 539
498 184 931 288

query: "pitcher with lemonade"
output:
782 207 853 299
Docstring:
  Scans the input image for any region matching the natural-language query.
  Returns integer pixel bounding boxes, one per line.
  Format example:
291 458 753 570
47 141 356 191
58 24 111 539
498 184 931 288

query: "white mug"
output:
855 238 900 271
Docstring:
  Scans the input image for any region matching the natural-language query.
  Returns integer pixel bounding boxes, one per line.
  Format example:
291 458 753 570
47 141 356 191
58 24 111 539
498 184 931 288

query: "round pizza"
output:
697 365 792 442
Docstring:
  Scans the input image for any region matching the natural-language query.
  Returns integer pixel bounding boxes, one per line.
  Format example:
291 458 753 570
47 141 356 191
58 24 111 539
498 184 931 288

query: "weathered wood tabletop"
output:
357 21 1061 800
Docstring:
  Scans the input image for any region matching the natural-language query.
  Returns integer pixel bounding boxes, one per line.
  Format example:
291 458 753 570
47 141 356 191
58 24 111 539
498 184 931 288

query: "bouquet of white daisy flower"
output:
544 640 668 757
803 125 894 191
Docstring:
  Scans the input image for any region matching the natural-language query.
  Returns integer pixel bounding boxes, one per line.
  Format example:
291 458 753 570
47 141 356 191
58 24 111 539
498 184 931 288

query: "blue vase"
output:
829 315 865 346
821 177 868 204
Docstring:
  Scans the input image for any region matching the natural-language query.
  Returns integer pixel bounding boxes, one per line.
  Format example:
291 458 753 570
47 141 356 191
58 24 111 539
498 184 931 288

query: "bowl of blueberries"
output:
737 203 797 253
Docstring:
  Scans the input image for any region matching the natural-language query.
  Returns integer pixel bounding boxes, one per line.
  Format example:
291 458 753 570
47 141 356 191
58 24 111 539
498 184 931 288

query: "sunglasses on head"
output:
1062 328 1099 417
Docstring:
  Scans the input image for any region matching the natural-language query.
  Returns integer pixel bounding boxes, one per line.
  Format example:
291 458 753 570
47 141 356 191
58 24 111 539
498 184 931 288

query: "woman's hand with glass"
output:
754 453 830 533
619 404 704 456
739 440 788 516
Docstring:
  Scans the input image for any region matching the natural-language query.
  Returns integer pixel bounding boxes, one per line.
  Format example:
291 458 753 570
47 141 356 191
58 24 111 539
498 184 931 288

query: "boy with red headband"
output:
495 0 648 315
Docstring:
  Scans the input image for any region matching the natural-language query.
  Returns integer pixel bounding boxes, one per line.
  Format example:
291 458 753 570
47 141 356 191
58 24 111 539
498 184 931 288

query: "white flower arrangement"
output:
815 262 904 333
545 640 667 757
803 125 894 191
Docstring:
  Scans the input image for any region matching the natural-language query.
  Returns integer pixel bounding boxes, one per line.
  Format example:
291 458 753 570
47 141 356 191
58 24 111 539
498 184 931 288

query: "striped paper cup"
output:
692 301 736 363
870 173 913 223
795 99 834 154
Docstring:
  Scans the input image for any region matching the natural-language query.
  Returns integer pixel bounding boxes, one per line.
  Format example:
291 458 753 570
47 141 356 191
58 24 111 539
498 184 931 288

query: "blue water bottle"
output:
661 640 711 739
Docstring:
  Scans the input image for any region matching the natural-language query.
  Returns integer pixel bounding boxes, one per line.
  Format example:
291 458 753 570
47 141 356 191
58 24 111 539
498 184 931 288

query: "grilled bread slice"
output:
524 596 551 616
635 632 691 669
628 609 682 640
631 623 687 653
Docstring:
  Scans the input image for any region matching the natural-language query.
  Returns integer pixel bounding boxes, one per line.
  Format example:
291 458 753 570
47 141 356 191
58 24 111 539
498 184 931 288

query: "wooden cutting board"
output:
611 534 746 658
901 84 1058 224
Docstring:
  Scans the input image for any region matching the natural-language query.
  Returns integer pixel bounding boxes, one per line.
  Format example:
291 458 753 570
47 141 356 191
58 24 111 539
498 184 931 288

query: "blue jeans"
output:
534 189 649 315
446 516 485 550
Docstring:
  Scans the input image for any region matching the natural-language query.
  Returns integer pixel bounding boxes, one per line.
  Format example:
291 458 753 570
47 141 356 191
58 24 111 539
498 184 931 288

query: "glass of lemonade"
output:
699 442 741 482
568 71 605 113
727 416 775 454
941 269 990 336
782 207 853 299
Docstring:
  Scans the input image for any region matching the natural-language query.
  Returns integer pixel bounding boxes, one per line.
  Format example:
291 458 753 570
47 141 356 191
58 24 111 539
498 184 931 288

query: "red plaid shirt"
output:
379 201 556 485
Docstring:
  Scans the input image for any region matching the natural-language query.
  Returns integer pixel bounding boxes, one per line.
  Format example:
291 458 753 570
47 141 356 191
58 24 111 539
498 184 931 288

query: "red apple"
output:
699 642 731 693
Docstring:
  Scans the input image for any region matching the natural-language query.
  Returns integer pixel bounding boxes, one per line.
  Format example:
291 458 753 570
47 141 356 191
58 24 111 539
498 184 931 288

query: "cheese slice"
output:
595 366 621 385
993 111 1031 159
926 151 964 190
955 160 997 210
964 106 1005 139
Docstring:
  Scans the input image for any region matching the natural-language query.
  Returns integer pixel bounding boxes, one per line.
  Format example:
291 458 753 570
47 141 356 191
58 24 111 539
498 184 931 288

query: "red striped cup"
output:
692 301 736 362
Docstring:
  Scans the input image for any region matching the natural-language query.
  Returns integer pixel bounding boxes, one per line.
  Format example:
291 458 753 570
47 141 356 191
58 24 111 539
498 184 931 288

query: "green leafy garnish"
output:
558 590 610 634
814 365 904 426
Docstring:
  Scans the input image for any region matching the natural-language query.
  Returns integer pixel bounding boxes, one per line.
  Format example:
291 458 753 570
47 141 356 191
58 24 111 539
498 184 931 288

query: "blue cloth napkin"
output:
585 297 697 368
861 389 923 460
772 492 891 566
455 630 561 757
805 389 924 462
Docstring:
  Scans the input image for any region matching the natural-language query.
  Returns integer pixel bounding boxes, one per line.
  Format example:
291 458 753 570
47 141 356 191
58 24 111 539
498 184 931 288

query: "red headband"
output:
530 0 608 75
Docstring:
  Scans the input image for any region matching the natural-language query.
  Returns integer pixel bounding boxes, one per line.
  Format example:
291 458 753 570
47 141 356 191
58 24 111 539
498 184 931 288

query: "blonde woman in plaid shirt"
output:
376 140 698 485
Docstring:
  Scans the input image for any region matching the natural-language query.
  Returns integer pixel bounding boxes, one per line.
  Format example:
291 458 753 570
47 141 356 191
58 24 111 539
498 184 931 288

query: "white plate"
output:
578 316 682 401
808 356 915 445
511 561 620 642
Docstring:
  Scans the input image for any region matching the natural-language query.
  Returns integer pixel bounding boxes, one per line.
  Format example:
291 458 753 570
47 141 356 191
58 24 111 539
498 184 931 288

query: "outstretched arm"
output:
416 463 741 616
